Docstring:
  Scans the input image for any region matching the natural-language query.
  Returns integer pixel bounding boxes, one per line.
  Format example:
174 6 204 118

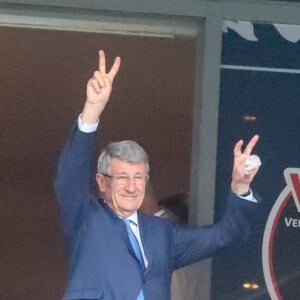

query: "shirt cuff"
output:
77 114 99 133
237 189 257 203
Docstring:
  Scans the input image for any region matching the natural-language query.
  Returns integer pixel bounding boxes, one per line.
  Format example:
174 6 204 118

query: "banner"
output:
214 21 300 300
263 169 300 300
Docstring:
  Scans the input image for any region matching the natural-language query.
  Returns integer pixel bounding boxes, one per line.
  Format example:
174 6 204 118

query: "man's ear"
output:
96 173 106 192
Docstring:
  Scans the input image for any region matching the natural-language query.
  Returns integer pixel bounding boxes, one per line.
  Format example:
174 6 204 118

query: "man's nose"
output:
124 177 137 191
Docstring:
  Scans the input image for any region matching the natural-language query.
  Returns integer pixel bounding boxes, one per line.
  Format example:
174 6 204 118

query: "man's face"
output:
96 158 148 218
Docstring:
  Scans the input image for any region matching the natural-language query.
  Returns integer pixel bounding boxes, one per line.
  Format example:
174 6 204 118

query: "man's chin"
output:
119 205 140 216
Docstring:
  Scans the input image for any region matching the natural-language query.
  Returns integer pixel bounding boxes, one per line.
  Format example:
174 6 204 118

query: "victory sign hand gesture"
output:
82 50 121 124
231 135 260 195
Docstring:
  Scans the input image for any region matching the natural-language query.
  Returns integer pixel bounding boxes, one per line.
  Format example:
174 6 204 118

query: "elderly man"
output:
55 50 260 300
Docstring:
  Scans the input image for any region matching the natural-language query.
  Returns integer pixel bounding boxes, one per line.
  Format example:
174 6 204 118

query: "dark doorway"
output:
0 26 196 299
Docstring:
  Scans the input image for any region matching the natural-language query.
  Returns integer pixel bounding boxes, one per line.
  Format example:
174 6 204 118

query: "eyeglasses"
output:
101 173 149 185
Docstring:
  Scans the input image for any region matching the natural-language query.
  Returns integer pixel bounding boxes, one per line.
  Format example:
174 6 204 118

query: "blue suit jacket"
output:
55 125 258 300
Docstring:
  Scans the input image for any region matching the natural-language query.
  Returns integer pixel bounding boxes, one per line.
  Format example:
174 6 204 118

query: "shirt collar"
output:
117 211 138 225
126 211 138 225
103 199 139 224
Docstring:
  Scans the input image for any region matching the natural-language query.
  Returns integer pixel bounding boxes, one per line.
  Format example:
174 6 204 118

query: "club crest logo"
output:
262 168 300 300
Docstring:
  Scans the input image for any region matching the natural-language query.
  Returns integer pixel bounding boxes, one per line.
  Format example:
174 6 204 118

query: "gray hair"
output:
97 140 150 174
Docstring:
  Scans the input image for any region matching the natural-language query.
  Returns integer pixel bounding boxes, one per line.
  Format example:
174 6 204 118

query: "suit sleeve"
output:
171 192 260 269
54 124 97 236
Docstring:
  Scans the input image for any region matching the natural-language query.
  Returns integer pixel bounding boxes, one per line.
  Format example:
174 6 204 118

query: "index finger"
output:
243 134 260 156
233 139 243 158
108 56 121 81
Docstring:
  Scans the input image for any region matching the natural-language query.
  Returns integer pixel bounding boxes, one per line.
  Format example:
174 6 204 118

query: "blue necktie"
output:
123 219 145 300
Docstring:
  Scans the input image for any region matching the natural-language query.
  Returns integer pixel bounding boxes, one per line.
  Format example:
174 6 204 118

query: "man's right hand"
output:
82 50 121 124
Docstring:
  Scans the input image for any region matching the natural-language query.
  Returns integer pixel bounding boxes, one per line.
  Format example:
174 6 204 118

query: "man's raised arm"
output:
55 50 121 235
